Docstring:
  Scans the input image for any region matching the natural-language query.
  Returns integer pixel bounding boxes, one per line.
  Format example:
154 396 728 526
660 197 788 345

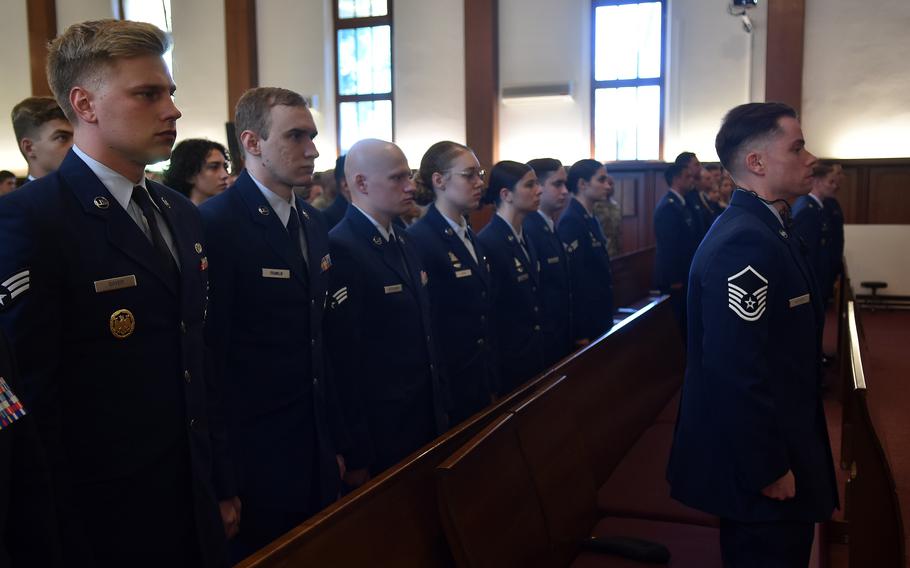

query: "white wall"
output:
0 2 32 175
497 0 767 164
844 225 910 296
802 0 910 159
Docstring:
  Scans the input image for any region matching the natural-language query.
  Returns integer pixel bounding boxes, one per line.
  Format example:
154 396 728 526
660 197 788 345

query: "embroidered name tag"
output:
384 284 403 294
455 269 473 279
517 274 529 282
262 268 290 279
789 293 810 308
94 275 137 293
547 256 560 265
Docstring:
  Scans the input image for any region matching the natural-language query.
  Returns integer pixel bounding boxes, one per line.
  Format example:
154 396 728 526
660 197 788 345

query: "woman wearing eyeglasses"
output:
407 141 498 425
477 161 546 396
163 139 231 206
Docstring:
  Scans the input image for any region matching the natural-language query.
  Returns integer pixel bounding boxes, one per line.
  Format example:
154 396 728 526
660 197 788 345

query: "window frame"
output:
589 0 667 162
333 1 396 155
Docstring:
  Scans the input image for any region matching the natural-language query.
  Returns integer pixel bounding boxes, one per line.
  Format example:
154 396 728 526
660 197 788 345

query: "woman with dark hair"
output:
407 141 497 424
523 158 573 367
558 159 615 343
163 139 230 206
477 160 545 395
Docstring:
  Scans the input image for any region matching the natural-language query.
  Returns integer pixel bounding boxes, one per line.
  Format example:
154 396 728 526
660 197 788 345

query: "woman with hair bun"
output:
407 141 498 424
558 159 615 343
477 160 546 395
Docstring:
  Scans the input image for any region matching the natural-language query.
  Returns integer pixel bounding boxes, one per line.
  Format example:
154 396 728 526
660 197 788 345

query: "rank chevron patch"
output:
727 265 768 322
0 269 29 311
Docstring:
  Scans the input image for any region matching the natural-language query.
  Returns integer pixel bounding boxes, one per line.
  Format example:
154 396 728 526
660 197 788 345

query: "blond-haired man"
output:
0 20 232 567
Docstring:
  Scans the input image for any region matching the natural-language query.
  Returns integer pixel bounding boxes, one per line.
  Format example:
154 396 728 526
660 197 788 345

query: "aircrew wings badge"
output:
0 269 29 311
727 265 768 321
0 376 26 430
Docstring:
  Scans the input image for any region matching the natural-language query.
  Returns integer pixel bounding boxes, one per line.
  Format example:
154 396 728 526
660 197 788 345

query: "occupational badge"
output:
194 243 203 254
727 266 768 322
109 308 136 339
93 196 110 209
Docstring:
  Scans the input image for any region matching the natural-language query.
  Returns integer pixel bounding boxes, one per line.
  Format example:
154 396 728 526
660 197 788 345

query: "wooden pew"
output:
237 296 674 567
843 300 905 567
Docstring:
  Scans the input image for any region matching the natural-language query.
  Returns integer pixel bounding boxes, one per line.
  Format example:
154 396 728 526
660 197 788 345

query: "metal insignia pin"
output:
507 235 515 242
194 243 203 254
109 308 136 339
372 236 383 245
444 227 454 236
258 206 270 216
160 197 171 208
301 210 310 220
93 196 110 209
779 229 788 238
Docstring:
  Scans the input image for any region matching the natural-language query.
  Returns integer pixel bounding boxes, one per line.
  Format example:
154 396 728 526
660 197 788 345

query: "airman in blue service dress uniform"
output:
524 158 573 367
0 20 231 567
0 330 60 568
408 141 497 425
668 102 838 568
325 139 447 485
478 161 546 395
199 88 344 560
653 163 700 335
793 163 840 303
558 159 615 343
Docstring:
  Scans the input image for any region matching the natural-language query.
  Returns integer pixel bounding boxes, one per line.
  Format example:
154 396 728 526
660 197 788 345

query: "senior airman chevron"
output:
0 376 26 430
0 269 29 311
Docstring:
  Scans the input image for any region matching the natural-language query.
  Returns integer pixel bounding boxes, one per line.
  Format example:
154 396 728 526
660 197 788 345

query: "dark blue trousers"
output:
720 518 814 568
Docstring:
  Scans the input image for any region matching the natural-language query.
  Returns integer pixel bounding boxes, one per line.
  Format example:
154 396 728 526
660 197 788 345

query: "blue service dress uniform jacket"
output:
523 211 573 367
823 197 844 299
408 205 498 425
653 190 700 331
0 151 229 567
477 215 546 395
792 195 831 303
325 206 448 475
557 198 615 342
322 193 349 231
199 172 342 518
0 330 60 568
667 189 838 523
684 190 711 242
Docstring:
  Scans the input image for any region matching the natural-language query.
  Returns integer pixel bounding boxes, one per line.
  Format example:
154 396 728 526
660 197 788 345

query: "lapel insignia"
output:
194 243 203 253
420 270 428 286
444 227 454 236
779 229 788 238
727 265 768 322
93 196 110 209
398 234 406 244
514 257 525 273
160 196 170 208
199 256 208 271
320 254 332 272
109 308 136 339
301 209 310 220
507 234 515 243
372 235 383 246
0 269 30 311
258 206 270 216
0 376 26 430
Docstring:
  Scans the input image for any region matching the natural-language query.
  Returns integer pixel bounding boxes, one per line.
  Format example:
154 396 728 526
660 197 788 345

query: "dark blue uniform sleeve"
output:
323 244 374 470
199 210 239 501
697 229 790 492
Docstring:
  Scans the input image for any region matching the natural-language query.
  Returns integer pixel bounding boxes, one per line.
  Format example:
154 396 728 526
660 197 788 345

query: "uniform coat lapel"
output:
236 172 308 288
61 152 178 296
347 206 413 291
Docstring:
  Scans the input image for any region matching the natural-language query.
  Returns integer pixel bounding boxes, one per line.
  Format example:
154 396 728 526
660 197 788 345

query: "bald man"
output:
324 139 447 487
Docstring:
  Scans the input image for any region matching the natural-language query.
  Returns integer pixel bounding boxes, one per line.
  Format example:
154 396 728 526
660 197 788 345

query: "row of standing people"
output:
0 19 620 567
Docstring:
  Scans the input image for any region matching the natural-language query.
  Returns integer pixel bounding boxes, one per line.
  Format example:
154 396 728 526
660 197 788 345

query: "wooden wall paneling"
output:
26 0 57 96
464 0 498 172
765 0 805 113
224 0 258 121
867 167 910 224
837 166 861 224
